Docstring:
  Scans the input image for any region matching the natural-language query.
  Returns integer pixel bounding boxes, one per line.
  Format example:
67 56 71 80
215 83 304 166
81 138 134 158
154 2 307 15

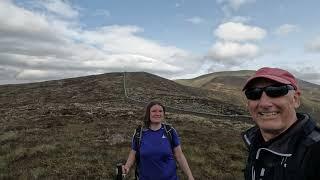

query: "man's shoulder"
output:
242 126 259 147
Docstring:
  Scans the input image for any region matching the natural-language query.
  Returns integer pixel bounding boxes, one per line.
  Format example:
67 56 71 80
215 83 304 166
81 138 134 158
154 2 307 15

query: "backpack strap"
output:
134 125 143 149
163 123 174 148
163 123 177 170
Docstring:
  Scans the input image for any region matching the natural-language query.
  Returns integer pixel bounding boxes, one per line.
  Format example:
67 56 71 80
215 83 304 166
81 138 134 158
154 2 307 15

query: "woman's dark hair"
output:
143 101 166 128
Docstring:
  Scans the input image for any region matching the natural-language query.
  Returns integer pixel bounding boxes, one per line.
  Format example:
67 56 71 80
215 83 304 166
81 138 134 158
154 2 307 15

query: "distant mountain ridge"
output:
175 70 320 121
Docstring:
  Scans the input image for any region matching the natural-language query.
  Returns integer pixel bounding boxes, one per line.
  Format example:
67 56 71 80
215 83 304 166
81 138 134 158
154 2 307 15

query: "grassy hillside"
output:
175 70 254 88
0 72 251 179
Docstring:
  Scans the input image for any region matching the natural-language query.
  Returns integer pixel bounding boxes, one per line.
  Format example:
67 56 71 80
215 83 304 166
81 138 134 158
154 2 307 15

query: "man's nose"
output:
258 92 273 107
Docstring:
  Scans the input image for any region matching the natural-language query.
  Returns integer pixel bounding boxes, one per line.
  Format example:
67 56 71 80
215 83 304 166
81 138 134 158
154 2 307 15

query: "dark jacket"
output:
242 113 320 180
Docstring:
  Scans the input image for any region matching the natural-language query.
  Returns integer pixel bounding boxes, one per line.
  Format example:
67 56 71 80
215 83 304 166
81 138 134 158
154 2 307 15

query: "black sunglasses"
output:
245 84 295 100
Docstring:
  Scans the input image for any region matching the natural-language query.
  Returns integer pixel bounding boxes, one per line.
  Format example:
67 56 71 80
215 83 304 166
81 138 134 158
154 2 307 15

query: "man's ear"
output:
293 90 301 108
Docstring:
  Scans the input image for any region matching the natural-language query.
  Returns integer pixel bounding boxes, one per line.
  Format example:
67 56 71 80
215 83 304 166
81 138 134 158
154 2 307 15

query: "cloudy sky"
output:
1 0 320 85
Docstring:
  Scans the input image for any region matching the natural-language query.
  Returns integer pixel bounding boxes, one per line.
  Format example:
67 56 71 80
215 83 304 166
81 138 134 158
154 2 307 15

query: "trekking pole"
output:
116 162 126 180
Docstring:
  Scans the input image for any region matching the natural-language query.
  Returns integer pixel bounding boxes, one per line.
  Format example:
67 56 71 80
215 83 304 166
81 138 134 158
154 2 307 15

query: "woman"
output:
122 101 194 180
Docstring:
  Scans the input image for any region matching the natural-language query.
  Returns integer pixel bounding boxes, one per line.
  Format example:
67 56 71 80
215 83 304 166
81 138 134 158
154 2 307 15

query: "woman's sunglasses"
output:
245 84 295 100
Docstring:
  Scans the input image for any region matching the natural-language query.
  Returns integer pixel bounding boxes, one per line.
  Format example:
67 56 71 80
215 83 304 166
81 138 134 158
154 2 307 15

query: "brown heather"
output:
0 71 319 179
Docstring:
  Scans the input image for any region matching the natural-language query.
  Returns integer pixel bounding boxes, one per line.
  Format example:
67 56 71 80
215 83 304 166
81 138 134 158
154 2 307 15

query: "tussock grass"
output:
168 113 249 180
0 108 250 179
0 131 18 142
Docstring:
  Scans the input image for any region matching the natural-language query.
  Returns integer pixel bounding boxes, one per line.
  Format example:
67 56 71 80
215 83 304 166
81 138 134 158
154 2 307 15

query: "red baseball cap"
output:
242 67 299 90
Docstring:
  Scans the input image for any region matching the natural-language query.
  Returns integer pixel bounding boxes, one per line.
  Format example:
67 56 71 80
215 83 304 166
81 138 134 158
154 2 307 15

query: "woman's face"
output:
149 104 164 124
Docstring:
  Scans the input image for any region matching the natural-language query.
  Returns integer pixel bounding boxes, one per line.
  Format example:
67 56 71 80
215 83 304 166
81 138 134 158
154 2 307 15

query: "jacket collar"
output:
242 113 314 153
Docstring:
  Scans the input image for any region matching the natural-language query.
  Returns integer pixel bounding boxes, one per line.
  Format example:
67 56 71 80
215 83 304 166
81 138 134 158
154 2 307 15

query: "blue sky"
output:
1 0 320 85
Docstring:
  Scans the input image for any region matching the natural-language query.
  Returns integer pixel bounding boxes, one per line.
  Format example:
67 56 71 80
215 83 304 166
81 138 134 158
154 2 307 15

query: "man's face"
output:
246 79 301 137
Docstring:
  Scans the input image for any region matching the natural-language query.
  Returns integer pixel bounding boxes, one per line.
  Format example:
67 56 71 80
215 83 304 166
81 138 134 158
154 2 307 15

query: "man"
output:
242 67 320 180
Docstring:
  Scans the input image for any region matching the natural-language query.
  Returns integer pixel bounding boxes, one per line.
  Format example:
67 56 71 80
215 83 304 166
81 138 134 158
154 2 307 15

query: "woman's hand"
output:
122 164 130 175
122 149 136 176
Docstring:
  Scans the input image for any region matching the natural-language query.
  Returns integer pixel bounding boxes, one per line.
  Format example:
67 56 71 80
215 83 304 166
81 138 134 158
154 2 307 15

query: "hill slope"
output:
175 70 320 121
0 72 251 179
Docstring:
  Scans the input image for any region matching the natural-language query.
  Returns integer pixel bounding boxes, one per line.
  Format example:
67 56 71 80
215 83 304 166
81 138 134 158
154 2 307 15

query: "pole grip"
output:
116 163 123 180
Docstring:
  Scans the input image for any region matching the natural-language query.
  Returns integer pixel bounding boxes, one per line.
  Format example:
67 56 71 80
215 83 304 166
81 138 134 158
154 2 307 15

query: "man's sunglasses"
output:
245 84 295 100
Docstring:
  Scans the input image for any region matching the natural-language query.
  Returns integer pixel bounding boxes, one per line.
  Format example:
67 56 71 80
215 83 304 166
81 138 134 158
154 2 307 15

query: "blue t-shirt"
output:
132 124 180 180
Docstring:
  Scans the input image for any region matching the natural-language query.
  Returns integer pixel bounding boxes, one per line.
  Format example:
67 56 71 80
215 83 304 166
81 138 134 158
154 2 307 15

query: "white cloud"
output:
214 22 266 42
228 16 251 23
275 24 299 35
16 69 50 80
217 0 255 11
0 1 64 42
36 0 79 19
0 0 203 84
0 66 17 80
206 21 265 67
186 17 205 25
83 54 182 73
79 25 191 61
305 36 320 53
207 41 260 63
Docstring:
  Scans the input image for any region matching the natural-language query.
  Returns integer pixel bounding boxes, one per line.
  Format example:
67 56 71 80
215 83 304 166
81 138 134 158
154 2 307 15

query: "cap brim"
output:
242 75 292 91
